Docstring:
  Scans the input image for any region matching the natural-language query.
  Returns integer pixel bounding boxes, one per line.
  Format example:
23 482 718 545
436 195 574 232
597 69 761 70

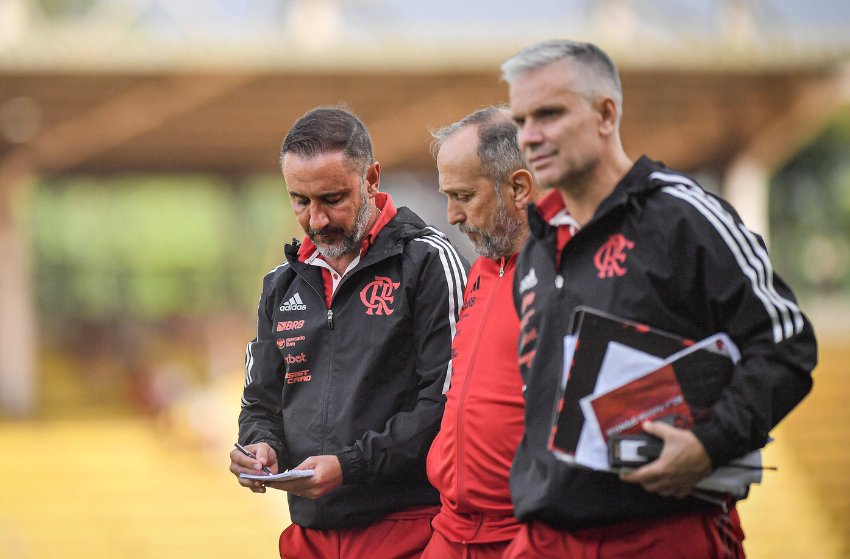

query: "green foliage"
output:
27 175 298 320
32 0 100 19
770 108 850 294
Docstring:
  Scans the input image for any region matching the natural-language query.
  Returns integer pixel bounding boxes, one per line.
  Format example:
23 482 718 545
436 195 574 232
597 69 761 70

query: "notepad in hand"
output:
239 469 314 481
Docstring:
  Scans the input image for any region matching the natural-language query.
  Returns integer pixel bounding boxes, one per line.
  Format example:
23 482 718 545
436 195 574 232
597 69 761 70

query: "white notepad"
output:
239 469 314 481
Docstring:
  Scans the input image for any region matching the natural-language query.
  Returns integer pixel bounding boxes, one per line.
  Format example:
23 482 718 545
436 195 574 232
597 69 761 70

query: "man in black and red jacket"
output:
422 107 540 559
501 40 817 558
229 106 468 558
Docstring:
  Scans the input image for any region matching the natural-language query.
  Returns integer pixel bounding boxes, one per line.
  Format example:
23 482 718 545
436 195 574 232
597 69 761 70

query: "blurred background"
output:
1 0 849 557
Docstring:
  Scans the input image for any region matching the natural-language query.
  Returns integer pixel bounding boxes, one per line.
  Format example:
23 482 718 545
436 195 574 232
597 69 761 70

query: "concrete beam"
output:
0 151 36 416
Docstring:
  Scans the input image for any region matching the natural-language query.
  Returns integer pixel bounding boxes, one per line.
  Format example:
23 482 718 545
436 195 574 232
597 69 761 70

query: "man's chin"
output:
315 239 359 260
532 168 561 189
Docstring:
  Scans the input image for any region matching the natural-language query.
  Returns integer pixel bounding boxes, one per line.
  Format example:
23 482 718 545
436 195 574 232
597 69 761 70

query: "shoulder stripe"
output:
241 341 255 407
655 175 803 343
245 341 255 385
419 231 469 285
412 234 466 326
266 261 289 276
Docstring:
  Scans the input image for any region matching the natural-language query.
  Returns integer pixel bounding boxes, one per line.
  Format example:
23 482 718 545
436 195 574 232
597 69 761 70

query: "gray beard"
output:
311 187 372 260
459 199 525 260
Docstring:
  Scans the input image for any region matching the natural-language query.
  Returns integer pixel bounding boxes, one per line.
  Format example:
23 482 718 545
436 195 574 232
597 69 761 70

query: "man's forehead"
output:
282 149 349 169
438 127 480 165
509 60 576 108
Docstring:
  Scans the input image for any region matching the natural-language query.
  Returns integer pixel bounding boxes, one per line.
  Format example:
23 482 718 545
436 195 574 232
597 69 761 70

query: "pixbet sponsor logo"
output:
277 320 305 331
285 370 311 384
284 352 307 365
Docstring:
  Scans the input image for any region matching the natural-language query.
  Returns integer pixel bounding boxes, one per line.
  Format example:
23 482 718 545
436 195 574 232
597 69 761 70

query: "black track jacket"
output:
511 156 817 529
239 206 468 530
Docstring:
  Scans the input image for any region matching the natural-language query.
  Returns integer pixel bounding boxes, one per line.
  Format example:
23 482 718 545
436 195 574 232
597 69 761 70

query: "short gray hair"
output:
431 106 528 195
501 39 623 118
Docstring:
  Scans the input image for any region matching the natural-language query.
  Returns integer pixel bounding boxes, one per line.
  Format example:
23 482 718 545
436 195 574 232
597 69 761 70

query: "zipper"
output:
287 263 331 520
455 262 503 505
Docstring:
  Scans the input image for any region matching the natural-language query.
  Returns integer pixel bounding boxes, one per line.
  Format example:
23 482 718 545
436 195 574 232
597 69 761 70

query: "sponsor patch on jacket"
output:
280 292 307 311
519 268 537 293
284 352 307 365
460 296 476 314
285 369 311 384
282 335 305 347
277 320 305 331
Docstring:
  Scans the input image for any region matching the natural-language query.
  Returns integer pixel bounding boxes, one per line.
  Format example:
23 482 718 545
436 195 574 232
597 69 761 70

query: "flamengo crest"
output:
594 234 635 278
360 275 400 315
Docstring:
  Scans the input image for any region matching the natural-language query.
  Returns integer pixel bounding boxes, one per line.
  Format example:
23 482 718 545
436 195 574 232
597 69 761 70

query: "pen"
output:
725 462 778 471
234 442 273 475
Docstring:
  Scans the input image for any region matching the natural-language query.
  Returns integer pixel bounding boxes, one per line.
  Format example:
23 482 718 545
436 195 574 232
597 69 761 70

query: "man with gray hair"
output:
230 106 468 558
422 106 539 559
502 40 816 557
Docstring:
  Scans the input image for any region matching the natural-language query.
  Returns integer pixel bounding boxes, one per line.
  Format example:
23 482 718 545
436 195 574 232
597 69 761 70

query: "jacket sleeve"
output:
669 194 817 468
237 269 288 463
335 235 469 484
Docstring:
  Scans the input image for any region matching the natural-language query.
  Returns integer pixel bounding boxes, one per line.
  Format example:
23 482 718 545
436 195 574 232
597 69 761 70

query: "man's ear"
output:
596 96 618 137
365 161 381 196
507 168 536 210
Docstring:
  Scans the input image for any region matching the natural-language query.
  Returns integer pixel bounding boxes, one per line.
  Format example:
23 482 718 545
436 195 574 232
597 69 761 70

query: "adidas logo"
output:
280 292 307 311
519 268 538 293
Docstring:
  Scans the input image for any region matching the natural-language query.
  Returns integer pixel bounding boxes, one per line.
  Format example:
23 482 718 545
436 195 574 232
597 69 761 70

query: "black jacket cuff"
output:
335 446 366 485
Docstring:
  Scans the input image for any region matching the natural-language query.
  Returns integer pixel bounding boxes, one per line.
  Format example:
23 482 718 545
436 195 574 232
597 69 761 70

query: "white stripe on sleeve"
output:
652 172 803 343
414 232 467 393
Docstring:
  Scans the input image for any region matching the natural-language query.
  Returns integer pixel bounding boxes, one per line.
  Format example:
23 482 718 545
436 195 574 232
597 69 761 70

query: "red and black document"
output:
550 307 762 496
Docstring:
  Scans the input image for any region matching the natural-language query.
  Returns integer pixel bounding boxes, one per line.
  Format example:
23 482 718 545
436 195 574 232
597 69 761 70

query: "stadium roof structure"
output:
1 0 849 178
2 0 850 417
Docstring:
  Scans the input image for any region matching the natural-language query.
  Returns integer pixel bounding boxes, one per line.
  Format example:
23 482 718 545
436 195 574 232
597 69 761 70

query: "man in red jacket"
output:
422 106 540 559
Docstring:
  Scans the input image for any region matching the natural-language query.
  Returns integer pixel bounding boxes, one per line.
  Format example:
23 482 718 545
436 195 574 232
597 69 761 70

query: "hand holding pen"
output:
233 442 273 475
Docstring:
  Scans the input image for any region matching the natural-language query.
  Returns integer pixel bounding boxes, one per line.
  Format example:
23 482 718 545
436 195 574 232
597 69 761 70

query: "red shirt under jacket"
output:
426 254 525 544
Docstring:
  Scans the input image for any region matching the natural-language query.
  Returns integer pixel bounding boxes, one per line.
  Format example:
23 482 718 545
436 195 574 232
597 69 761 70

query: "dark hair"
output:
281 106 373 172
431 105 527 193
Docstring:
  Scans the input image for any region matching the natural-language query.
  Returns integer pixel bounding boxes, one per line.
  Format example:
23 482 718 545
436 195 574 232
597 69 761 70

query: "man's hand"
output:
229 442 278 494
619 420 712 499
267 455 343 499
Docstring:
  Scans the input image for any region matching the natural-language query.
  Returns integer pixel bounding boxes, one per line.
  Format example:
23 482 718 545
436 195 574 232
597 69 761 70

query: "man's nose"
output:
447 200 465 226
309 204 330 231
517 122 542 151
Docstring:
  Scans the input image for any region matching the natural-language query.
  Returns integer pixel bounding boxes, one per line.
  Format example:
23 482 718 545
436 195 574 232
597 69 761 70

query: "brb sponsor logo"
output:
285 369 311 384
277 320 305 331
360 275 400 315
284 352 307 365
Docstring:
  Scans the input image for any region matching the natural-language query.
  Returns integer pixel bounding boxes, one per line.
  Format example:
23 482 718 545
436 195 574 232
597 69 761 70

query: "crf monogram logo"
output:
594 234 635 278
360 276 400 315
